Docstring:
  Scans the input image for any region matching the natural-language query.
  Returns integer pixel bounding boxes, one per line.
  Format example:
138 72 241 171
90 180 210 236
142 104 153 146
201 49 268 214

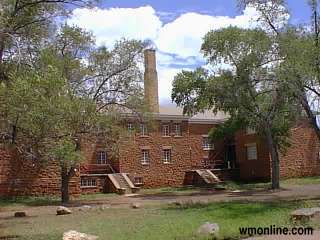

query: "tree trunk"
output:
300 94 320 141
61 166 70 204
265 127 280 189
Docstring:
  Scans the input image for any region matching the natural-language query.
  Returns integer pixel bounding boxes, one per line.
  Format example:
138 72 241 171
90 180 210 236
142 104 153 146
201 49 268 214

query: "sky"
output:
67 0 313 104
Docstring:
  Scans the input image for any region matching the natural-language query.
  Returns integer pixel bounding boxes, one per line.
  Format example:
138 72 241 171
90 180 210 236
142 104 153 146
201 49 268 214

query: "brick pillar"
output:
144 49 159 113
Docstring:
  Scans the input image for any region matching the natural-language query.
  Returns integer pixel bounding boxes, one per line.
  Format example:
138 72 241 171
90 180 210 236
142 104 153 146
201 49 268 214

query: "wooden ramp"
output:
107 173 139 195
195 169 222 184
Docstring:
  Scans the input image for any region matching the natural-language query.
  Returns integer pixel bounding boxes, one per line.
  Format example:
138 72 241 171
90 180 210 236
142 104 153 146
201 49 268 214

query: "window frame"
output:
162 124 170 137
202 136 214 150
96 151 107 164
141 149 150 165
127 122 134 132
173 123 182 136
81 178 97 188
140 123 148 136
246 143 258 161
163 149 172 163
246 126 256 135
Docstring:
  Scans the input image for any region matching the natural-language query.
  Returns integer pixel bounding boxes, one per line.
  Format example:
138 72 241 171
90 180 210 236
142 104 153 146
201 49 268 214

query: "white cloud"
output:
68 6 162 46
68 5 259 103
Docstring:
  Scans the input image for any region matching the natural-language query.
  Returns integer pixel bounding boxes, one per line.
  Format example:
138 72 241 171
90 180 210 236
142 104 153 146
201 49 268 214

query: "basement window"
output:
96 151 107 164
81 178 97 187
134 177 143 185
246 144 257 161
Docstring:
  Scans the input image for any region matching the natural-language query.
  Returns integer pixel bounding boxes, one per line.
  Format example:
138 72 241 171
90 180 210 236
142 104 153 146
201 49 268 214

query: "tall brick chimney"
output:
144 49 159 113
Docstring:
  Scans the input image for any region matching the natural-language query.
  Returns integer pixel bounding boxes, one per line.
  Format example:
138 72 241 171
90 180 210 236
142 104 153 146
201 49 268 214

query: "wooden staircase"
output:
107 173 139 195
195 170 222 184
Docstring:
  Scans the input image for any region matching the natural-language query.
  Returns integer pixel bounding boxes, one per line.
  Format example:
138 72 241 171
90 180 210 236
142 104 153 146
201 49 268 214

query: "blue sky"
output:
98 0 312 24
68 0 313 103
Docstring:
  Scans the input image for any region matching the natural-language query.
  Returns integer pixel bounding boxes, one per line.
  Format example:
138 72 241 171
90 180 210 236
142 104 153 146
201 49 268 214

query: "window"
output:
141 149 150 165
246 126 256 135
140 123 148 136
202 137 214 150
246 144 257 160
81 178 97 187
163 149 172 163
127 122 134 132
96 151 107 164
173 123 181 136
162 124 170 136
134 177 143 185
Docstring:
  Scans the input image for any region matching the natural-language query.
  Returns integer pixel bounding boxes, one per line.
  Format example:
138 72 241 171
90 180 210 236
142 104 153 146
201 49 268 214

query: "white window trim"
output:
246 126 256 135
96 151 107 164
163 149 172 163
202 137 214 150
174 123 182 136
81 178 97 188
127 122 134 132
140 123 148 136
246 143 258 161
141 149 150 165
162 124 170 136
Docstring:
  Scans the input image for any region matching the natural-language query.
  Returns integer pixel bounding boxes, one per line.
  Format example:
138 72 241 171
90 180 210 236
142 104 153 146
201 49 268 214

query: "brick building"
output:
0 49 319 196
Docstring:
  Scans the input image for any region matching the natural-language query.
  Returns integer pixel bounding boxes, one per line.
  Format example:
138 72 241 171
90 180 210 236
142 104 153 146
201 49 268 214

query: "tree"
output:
0 0 94 83
172 27 298 189
238 0 320 141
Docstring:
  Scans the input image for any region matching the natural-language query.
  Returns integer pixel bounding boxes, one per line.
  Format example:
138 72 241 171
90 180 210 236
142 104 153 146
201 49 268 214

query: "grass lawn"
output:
1 200 319 240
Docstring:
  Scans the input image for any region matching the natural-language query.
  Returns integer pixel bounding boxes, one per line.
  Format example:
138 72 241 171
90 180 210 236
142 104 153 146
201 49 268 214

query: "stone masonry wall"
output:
0 148 80 197
118 120 224 188
280 121 320 178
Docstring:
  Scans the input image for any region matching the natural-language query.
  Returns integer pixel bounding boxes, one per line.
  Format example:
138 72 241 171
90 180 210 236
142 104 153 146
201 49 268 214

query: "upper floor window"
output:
141 149 150 165
246 144 257 160
173 123 182 136
202 137 214 150
246 126 256 135
127 123 134 132
162 124 170 136
163 149 172 163
96 151 107 164
140 123 148 136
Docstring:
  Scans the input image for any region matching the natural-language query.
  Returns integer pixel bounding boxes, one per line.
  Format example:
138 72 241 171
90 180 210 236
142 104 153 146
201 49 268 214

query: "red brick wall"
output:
118 120 224 188
280 121 320 178
0 148 80 197
235 120 320 181
235 130 271 181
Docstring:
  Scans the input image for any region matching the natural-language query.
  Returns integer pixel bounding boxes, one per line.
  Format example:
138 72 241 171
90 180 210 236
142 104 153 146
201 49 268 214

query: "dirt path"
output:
1 184 320 218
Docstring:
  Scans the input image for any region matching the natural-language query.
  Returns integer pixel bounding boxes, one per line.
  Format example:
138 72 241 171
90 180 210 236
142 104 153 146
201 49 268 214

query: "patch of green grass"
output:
0 193 116 210
0 196 60 208
222 176 320 192
140 186 201 195
2 200 319 240
282 176 320 186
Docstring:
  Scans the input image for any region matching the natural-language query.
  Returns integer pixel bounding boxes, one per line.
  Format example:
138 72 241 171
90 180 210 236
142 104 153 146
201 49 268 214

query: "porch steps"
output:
195 170 222 184
107 173 139 195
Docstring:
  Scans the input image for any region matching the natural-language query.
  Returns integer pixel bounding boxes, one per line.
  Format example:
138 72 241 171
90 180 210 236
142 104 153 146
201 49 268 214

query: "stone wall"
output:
235 130 271 181
280 121 320 178
235 120 320 182
0 148 80 197
118 120 224 188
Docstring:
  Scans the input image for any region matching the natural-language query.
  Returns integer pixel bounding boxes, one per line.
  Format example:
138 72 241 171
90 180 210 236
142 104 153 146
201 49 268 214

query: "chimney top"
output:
144 49 159 113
